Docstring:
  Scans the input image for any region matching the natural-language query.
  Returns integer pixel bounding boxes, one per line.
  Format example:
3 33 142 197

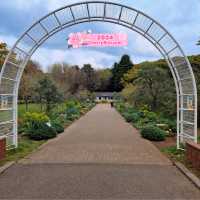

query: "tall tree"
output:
95 69 112 91
0 43 9 69
64 65 82 94
81 64 97 92
19 60 43 110
35 76 63 113
111 54 133 91
49 63 66 95
122 60 176 114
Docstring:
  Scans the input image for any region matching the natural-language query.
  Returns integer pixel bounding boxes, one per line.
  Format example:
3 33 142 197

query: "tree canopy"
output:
1 40 200 125
0 43 9 69
122 60 176 115
111 54 133 91
35 76 63 112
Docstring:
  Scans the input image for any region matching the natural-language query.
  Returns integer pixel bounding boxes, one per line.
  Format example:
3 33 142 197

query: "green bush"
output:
134 117 157 129
51 121 64 134
65 101 80 121
115 102 126 113
23 112 49 131
144 111 158 122
123 112 140 123
167 120 177 133
156 123 169 131
158 118 177 133
140 125 166 141
27 123 57 140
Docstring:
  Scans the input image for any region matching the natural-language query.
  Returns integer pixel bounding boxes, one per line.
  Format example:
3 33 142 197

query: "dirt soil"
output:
152 136 176 149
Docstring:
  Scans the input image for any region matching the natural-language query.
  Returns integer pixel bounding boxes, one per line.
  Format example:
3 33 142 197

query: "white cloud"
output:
134 35 160 56
0 34 17 48
32 47 118 71
0 30 161 71
102 24 160 57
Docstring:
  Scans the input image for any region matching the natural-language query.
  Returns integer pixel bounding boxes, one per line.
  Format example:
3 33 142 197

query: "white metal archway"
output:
0 1 197 149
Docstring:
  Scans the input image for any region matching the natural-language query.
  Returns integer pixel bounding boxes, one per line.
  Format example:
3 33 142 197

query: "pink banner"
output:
68 33 128 48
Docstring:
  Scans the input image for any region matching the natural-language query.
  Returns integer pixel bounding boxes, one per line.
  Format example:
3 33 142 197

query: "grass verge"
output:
0 137 45 166
161 145 200 179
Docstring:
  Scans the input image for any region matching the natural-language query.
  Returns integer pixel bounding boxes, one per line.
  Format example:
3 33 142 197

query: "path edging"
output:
174 161 200 189
0 161 15 174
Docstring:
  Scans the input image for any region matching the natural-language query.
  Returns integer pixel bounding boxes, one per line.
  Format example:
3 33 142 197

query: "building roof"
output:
95 92 114 97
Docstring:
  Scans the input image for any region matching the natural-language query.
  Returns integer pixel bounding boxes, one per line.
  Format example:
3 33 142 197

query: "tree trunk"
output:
25 97 28 112
152 95 157 111
46 102 51 113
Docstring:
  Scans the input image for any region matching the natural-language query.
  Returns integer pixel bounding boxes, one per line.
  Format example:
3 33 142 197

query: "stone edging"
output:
174 161 200 189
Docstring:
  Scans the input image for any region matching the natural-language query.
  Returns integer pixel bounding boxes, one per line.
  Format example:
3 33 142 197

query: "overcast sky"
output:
0 0 200 71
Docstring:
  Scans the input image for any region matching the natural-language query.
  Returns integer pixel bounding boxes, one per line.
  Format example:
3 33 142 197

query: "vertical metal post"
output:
180 94 184 143
177 96 180 149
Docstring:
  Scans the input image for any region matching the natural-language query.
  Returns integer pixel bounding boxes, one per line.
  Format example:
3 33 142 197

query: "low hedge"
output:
140 125 166 141
27 123 57 140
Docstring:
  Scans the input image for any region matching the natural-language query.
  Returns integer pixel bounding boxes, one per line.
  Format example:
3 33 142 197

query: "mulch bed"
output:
152 135 200 179
152 136 176 149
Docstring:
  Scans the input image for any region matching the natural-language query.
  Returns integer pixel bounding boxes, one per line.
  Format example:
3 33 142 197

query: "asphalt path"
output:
0 104 199 199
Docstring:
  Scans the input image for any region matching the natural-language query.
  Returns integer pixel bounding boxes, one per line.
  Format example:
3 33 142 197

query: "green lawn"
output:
18 103 44 118
0 103 43 123
18 103 66 118
161 146 185 163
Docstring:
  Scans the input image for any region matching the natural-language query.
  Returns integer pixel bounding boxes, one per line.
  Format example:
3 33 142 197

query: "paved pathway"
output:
0 104 199 199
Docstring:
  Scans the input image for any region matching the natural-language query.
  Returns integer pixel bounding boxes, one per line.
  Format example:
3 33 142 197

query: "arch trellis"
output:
0 1 197 149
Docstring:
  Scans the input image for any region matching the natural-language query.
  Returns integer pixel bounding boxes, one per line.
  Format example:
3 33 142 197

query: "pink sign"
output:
68 33 128 48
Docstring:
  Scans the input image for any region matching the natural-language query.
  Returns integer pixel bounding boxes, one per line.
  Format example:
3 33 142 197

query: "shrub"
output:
144 111 158 122
140 125 166 141
115 102 126 113
48 110 61 121
51 121 64 134
156 123 169 131
134 117 157 129
65 101 80 121
23 112 57 140
167 120 177 133
27 123 57 140
23 112 49 131
158 118 177 133
123 112 140 123
18 118 25 134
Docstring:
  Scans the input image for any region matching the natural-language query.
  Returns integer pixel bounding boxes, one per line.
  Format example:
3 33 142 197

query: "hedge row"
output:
115 101 176 141
20 100 95 140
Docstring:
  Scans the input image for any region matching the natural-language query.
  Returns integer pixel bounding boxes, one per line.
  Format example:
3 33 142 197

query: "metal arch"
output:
0 1 197 149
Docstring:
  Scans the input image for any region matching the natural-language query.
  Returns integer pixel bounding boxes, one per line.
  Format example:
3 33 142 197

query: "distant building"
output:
95 92 114 102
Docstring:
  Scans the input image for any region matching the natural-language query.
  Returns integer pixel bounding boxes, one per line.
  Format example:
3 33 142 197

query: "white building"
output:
95 92 113 102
